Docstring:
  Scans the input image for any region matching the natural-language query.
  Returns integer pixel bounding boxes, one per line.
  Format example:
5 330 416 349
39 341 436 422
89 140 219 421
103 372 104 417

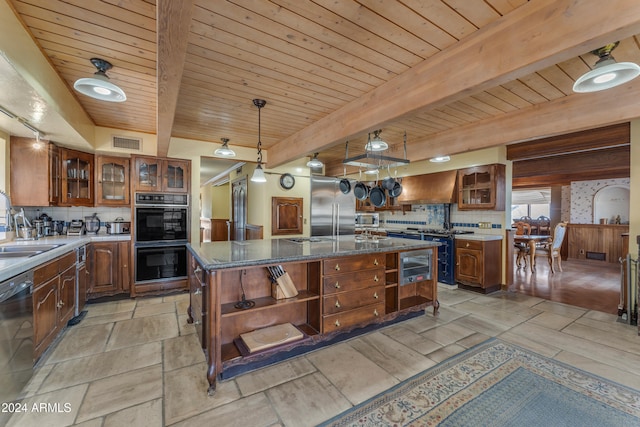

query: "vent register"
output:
112 135 141 150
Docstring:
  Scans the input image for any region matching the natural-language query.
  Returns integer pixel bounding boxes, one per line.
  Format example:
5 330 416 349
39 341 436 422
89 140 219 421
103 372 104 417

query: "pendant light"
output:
250 99 267 183
214 137 236 157
306 152 323 168
573 42 640 93
365 129 388 152
74 58 127 102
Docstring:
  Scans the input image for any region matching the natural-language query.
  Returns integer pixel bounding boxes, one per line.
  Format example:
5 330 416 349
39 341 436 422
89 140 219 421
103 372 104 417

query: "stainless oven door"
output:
135 207 188 242
134 245 188 283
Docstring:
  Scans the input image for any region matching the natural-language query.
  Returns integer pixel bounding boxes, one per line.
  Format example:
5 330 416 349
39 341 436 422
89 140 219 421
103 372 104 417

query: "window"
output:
511 189 550 221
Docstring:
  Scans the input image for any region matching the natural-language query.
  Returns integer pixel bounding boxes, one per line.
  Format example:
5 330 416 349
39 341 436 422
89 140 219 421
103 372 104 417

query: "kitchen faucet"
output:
0 189 14 232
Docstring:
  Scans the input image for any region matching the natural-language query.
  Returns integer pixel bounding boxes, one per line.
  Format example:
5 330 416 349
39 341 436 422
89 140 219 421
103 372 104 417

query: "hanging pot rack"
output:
343 131 409 169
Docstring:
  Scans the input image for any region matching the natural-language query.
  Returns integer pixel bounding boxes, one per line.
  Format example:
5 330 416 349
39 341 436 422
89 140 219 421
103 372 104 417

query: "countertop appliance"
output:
105 218 131 235
85 213 101 234
67 219 85 236
388 228 474 285
355 212 379 228
400 248 432 285
311 176 356 237
0 270 34 409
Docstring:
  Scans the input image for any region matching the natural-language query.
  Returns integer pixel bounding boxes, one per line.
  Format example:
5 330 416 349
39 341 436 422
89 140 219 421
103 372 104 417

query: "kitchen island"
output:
187 235 440 395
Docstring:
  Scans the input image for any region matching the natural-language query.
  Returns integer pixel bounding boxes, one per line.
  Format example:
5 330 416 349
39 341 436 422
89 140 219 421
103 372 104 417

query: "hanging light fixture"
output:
74 58 127 102
250 99 267 183
306 152 323 168
573 42 640 93
364 129 389 152
214 137 236 157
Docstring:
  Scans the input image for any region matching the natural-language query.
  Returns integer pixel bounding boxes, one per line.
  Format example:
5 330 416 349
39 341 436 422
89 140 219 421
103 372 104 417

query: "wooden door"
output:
118 241 131 292
33 277 59 353
163 159 190 193
77 262 88 313
96 155 130 206
271 197 303 235
9 136 52 206
133 156 162 192
89 242 120 295
61 148 94 206
49 144 61 205
456 248 483 286
58 265 76 325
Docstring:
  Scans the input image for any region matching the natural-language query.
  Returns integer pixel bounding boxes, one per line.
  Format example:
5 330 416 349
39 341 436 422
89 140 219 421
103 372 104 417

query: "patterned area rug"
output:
319 338 640 426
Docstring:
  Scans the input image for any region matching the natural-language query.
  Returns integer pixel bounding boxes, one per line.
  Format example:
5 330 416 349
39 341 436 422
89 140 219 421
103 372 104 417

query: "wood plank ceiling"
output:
6 0 640 179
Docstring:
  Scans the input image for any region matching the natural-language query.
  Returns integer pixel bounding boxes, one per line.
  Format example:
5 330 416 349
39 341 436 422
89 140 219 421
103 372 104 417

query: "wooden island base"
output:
187 237 440 395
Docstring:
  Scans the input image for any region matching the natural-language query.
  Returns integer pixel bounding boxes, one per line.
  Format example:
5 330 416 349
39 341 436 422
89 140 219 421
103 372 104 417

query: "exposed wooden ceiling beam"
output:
267 0 640 168
157 0 194 157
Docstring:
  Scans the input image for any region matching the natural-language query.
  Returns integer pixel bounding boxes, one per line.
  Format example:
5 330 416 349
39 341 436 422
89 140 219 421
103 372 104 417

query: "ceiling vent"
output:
112 135 142 151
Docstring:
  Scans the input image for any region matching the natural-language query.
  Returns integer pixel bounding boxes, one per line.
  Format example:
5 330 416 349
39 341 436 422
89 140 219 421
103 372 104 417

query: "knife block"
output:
271 272 298 299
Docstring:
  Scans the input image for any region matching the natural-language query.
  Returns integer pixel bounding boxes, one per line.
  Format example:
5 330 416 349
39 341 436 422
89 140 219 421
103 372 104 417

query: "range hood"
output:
396 170 458 204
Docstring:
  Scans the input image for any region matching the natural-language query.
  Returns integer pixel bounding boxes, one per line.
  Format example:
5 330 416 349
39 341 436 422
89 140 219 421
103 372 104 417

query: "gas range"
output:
406 228 475 238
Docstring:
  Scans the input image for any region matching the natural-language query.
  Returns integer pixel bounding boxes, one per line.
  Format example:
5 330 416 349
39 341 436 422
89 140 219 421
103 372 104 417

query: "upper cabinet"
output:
61 148 94 207
96 155 130 206
132 156 190 194
10 137 59 207
457 164 505 210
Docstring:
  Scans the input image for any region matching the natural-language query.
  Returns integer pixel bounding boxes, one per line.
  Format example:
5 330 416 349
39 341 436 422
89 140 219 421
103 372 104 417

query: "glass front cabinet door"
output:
133 156 190 193
457 164 505 210
133 156 162 192
96 155 130 206
163 159 190 193
61 148 94 206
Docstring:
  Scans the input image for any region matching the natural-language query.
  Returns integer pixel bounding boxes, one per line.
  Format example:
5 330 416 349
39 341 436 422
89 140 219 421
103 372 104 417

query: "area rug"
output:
319 338 640 426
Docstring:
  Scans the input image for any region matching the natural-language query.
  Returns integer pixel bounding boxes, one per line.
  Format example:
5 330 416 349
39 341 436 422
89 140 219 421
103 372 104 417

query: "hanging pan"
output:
382 166 396 191
354 182 369 200
339 166 351 194
389 180 403 198
369 184 386 207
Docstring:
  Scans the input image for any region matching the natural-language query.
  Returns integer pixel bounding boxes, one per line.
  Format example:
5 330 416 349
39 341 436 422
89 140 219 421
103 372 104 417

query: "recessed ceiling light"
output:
430 156 450 163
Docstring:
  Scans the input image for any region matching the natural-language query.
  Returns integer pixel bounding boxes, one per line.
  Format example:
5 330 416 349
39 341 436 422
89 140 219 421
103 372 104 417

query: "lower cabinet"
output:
456 239 502 293
33 251 76 359
88 241 130 298
188 255 207 348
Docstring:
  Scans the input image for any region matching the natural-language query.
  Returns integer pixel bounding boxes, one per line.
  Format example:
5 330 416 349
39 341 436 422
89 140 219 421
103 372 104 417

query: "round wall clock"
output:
279 173 295 190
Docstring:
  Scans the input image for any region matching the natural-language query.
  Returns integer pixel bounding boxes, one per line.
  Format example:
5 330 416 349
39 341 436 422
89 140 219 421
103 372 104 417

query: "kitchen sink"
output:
0 243 64 259
286 237 335 243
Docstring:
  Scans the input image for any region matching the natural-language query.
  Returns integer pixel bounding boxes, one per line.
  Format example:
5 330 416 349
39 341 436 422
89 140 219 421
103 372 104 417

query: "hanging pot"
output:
389 180 403 198
354 182 369 200
369 185 386 207
382 166 395 191
339 178 351 194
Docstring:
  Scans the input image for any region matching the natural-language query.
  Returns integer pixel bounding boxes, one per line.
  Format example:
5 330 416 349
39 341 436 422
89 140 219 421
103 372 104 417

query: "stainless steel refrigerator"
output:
311 176 356 237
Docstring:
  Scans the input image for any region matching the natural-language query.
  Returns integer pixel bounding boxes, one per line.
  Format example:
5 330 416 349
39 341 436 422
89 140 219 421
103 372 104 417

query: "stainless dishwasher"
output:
0 270 34 405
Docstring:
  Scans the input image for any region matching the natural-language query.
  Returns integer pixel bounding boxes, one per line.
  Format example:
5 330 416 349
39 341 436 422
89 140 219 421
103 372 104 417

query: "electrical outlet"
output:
478 222 491 229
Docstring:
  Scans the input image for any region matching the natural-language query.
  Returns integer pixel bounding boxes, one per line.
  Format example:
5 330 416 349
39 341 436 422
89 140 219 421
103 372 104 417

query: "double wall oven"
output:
134 193 189 283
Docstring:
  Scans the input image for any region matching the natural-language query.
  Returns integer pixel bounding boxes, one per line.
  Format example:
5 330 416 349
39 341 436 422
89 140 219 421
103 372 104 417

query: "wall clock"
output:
279 173 295 190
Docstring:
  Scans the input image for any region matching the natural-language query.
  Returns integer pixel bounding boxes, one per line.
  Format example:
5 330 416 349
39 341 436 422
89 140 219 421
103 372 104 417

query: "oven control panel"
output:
135 193 189 206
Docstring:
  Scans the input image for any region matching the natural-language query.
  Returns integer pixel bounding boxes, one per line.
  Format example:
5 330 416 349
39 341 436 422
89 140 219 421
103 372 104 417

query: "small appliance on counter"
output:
85 213 101 234
52 219 65 236
67 219 85 236
105 217 131 235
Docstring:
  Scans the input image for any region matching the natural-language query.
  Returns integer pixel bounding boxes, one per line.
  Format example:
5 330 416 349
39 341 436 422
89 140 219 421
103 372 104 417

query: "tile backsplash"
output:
17 206 131 225
380 204 504 234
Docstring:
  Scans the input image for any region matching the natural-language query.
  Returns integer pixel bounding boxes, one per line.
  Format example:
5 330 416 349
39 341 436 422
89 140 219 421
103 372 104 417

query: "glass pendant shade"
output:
573 59 640 92
365 131 388 152
251 164 267 182
214 138 236 157
306 153 323 168
74 58 126 102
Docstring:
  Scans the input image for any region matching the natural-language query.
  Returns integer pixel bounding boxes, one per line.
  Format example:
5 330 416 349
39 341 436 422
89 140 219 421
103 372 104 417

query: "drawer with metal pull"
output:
323 254 384 275
323 285 385 315
322 302 386 334
322 267 385 295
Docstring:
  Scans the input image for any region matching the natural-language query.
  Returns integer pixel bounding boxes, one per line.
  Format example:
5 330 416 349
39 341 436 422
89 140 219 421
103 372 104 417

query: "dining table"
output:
514 234 552 272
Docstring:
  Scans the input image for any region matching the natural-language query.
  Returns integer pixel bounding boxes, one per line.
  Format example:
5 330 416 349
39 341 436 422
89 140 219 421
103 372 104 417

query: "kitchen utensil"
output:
354 182 369 200
369 185 386 207
85 213 101 234
339 178 351 194
32 219 45 238
67 219 85 236
382 167 396 191
52 220 65 235
17 225 36 240
390 180 403 197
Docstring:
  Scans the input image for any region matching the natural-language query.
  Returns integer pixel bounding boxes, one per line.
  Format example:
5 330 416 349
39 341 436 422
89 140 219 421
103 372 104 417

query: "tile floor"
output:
6 286 640 426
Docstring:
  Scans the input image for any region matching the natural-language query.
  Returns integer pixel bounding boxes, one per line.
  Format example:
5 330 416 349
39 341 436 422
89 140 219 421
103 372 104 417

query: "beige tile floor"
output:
6 287 640 426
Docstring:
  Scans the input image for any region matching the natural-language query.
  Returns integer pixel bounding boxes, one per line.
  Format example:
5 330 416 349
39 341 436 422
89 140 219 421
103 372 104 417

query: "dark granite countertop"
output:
188 235 440 270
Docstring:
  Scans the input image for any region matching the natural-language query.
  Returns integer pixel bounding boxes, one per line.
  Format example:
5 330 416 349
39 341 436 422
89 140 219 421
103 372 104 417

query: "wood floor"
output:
509 257 624 315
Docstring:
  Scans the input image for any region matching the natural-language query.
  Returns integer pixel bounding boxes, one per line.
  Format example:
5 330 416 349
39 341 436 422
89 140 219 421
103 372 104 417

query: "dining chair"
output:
512 222 531 268
535 222 568 273
536 216 551 235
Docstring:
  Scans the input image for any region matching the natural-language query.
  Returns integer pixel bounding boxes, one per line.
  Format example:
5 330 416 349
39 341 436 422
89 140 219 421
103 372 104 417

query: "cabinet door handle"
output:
373 275 379 282
373 292 378 299
373 309 379 316
334 264 340 271
373 258 379 266
466 243 470 248
334 281 340 289
194 266 202 274
194 288 202 295
335 300 341 308
334 320 341 327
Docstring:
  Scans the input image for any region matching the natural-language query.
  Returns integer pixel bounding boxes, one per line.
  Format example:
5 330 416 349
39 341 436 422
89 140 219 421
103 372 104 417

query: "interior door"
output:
232 177 247 241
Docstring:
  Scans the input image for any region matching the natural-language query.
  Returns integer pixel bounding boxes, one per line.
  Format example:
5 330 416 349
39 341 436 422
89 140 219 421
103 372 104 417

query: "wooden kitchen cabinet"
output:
9 137 61 206
132 155 190 193
457 164 505 210
33 251 76 359
271 197 303 235
88 241 130 298
61 148 95 206
456 238 502 293
96 155 130 206
188 254 208 349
